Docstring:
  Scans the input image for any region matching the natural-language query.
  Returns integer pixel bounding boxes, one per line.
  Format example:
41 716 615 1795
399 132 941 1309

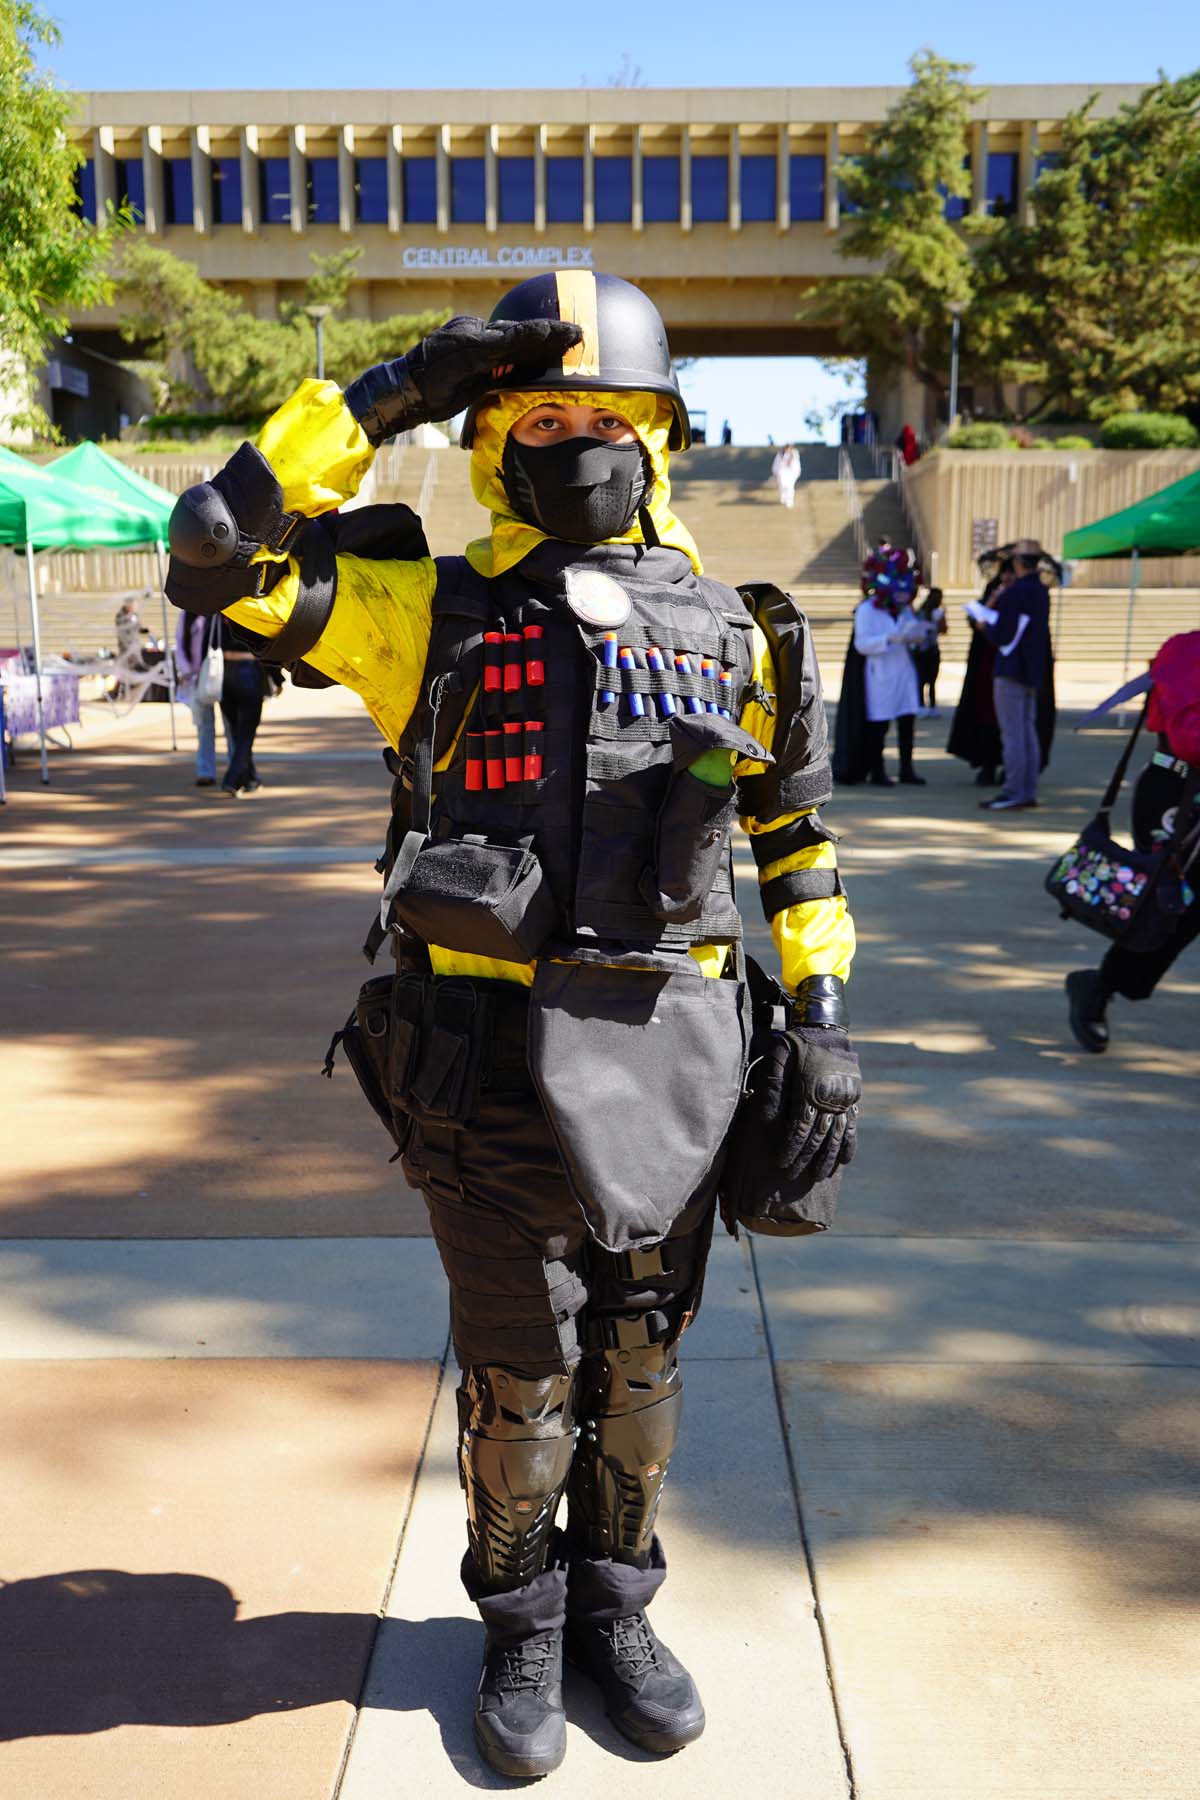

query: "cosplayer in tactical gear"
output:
166 272 861 1780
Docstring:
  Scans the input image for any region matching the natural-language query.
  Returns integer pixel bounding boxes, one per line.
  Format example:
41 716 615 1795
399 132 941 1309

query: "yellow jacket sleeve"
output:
736 626 856 991
223 380 436 748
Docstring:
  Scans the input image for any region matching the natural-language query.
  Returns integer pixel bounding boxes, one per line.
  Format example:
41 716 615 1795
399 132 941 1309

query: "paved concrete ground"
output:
1 670 1197 1797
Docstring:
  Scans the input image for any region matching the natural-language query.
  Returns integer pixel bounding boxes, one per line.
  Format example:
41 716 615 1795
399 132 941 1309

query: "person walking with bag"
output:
175 609 223 788
1063 631 1200 1051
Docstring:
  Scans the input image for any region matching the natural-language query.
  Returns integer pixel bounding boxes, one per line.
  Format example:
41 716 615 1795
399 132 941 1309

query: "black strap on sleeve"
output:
262 520 338 667
749 809 837 869
376 668 462 936
759 866 844 919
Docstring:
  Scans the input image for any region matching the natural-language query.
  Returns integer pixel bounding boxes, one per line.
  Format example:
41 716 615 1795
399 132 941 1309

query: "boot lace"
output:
607 1612 660 1679
493 1632 557 1695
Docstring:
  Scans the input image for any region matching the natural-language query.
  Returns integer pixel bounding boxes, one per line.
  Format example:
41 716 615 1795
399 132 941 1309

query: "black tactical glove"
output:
757 976 862 1184
343 315 584 445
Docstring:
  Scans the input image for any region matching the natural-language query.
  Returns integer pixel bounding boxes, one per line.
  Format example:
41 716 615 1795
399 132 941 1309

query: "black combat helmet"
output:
460 270 691 451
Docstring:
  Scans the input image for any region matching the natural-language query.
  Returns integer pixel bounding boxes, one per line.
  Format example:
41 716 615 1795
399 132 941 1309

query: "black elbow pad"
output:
165 442 303 613
735 583 833 821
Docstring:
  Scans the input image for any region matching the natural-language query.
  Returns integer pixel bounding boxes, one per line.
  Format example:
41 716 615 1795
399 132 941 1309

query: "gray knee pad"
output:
459 1365 577 1590
568 1342 683 1564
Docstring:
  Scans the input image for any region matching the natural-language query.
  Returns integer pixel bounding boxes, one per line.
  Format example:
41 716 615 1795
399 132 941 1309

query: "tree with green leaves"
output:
116 241 448 420
968 72 1200 420
0 0 121 434
1136 82 1200 250
806 50 980 407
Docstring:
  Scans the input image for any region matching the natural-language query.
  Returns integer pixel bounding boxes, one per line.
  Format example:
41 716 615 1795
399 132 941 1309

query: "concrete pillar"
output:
971 122 988 215
824 123 840 232
252 282 278 320
582 124 595 233
728 125 741 232
534 125 547 233
680 126 692 233
289 125 307 235
776 124 790 233
142 125 164 235
387 124 403 233
631 126 643 233
436 124 450 234
191 126 211 234
93 126 116 218
239 125 259 235
338 124 355 233
485 125 499 233
1019 120 1038 225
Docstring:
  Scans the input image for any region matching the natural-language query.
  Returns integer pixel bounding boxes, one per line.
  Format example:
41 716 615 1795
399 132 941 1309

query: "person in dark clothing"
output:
215 615 266 797
967 550 1051 811
913 585 947 713
1067 632 1200 1052
947 571 1006 783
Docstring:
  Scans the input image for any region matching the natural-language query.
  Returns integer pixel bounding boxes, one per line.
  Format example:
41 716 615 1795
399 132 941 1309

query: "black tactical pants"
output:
1100 889 1200 1001
400 978 716 1644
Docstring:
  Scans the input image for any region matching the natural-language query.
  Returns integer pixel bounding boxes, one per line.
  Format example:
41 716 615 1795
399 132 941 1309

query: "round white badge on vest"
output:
563 568 632 628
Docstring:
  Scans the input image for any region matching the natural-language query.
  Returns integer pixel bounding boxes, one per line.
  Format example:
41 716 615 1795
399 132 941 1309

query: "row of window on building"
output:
76 148 1055 229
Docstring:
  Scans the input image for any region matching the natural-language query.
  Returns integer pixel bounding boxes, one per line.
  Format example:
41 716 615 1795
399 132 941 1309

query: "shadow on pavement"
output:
0 1569 370 1739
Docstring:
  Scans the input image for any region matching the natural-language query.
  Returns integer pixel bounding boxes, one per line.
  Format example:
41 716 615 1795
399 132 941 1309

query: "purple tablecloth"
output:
1 672 82 736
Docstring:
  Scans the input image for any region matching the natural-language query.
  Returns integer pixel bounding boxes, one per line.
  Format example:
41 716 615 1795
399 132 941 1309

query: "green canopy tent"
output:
1063 467 1200 683
51 442 180 747
0 449 166 782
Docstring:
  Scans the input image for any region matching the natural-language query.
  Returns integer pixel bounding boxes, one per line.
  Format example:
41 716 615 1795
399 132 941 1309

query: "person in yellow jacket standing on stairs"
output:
165 271 860 1780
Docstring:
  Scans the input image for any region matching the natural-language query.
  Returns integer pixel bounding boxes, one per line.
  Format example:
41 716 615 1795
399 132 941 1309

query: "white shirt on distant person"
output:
771 447 801 508
854 598 922 722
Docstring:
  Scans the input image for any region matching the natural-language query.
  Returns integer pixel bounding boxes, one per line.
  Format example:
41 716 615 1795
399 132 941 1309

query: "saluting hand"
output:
343 316 584 445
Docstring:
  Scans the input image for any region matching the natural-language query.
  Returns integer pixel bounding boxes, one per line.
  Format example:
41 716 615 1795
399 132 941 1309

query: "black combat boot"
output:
474 1628 567 1779
565 1610 705 1754
1065 968 1111 1054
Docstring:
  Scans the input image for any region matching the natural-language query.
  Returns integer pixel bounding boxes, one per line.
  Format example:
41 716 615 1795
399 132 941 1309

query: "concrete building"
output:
63 84 1147 439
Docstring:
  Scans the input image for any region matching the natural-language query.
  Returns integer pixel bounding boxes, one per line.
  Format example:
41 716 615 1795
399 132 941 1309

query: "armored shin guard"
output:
459 1366 577 1590
568 1340 683 1565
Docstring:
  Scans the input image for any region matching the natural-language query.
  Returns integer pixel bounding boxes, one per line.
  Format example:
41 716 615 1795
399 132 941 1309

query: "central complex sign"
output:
400 244 595 270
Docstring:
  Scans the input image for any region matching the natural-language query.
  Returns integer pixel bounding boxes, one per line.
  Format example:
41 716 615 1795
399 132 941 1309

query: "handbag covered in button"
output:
1045 699 1199 953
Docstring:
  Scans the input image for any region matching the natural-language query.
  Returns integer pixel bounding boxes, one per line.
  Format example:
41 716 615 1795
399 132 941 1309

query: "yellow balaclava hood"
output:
465 388 702 580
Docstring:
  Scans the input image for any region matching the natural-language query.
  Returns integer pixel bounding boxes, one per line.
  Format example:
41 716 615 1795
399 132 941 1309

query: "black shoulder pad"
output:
331 503 429 563
736 582 833 821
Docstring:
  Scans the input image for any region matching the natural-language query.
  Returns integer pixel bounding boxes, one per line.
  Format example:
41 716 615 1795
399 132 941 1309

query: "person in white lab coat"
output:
833 573 928 785
771 444 801 509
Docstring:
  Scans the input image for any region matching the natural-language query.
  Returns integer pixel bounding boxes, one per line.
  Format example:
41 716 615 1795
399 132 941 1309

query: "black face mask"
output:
502 435 651 544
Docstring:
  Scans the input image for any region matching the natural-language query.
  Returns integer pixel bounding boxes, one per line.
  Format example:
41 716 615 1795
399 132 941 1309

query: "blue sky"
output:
41 0 1195 92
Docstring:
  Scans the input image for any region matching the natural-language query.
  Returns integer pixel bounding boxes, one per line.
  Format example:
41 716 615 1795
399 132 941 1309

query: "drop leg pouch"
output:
322 973 411 1152
527 958 750 1252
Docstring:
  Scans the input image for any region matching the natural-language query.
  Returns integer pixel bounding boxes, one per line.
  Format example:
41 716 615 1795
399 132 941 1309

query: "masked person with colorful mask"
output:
164 273 860 1779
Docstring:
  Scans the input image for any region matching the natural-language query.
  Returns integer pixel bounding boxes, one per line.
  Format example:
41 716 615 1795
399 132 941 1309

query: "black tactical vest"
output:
380 540 766 962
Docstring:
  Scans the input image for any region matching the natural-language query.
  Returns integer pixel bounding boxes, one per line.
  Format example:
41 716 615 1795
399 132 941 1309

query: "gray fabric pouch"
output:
527 958 750 1251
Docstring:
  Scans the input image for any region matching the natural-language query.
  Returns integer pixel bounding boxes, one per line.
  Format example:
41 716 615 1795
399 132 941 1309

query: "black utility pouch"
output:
642 714 773 925
404 976 491 1130
388 835 558 964
322 973 412 1153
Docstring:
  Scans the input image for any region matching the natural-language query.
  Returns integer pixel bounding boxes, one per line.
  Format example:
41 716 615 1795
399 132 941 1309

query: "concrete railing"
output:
900 448 1200 591
837 448 867 567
